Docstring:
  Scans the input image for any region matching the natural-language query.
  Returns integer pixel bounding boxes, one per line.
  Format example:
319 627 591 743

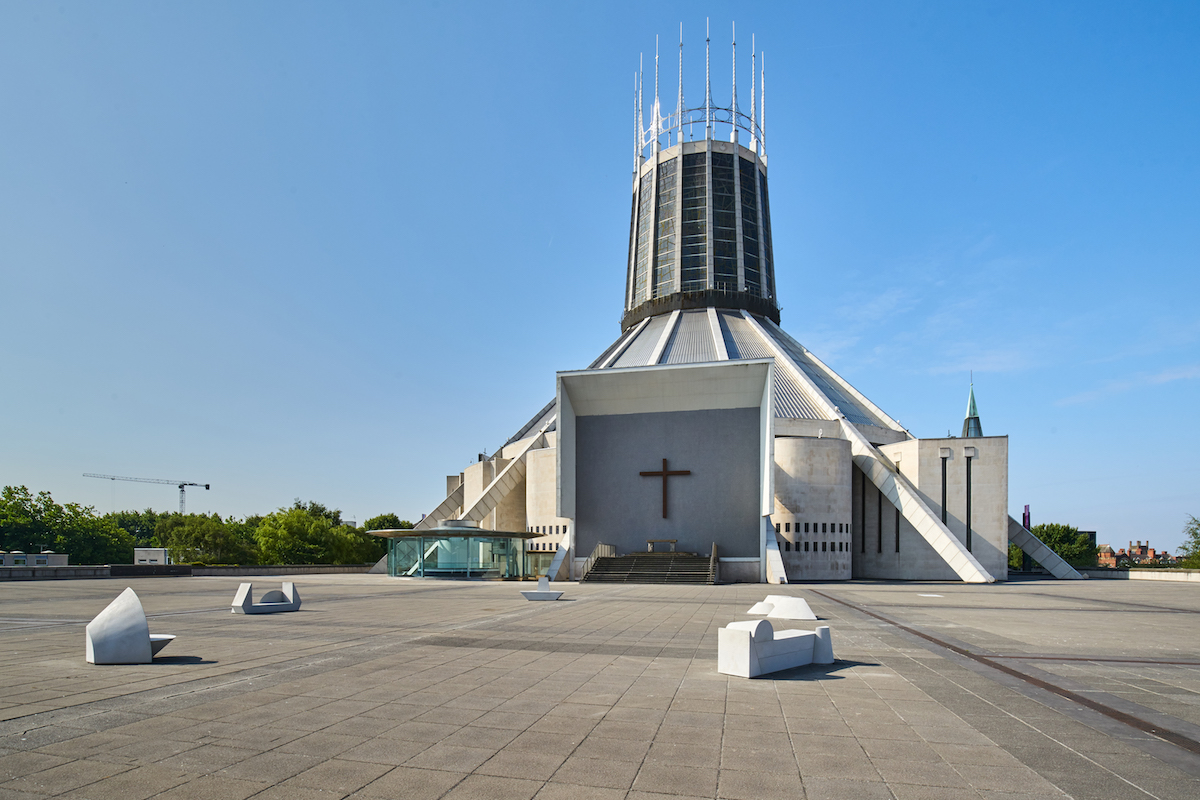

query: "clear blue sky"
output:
2 2 1197 551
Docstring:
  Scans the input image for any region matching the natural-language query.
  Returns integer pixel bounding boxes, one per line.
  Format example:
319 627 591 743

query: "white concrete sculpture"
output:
232 582 301 614
746 594 818 620
521 576 563 601
718 619 834 678
85 587 175 665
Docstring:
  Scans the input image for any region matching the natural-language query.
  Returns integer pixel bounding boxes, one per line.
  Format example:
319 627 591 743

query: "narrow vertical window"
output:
633 170 654 303
680 153 708 291
653 158 678 298
739 157 761 297
711 153 738 291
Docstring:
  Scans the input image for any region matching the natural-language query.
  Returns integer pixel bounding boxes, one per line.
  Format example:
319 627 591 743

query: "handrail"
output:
581 542 617 580
709 543 718 584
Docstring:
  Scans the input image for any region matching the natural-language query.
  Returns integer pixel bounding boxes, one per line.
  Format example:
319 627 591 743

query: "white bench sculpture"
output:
85 587 176 665
747 594 818 620
718 619 834 678
520 576 563 601
232 582 301 614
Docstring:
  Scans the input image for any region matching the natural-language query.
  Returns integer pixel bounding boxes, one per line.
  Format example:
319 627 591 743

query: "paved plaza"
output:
2 575 1200 799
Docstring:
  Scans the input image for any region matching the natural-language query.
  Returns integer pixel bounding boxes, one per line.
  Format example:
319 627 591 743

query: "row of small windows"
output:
783 541 846 553
528 525 564 535
529 542 558 551
775 522 848 535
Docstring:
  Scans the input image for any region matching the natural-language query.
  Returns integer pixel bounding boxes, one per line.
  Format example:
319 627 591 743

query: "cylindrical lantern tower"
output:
622 23 778 331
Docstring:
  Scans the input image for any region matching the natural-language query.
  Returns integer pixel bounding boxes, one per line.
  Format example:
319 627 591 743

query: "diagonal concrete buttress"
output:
456 416 556 525
743 312 995 583
413 484 465 531
1008 517 1084 579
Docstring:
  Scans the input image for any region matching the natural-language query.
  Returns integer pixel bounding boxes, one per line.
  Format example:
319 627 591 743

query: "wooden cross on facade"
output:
639 458 692 519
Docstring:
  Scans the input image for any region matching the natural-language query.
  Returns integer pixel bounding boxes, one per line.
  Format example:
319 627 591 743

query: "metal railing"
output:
581 543 617 580
709 542 719 584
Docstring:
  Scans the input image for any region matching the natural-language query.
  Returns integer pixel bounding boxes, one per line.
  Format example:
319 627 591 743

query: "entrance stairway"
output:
581 552 715 585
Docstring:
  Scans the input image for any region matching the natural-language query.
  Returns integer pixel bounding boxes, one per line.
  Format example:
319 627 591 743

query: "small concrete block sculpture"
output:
746 594 818 620
85 587 175 664
232 582 301 614
718 619 834 678
521 576 563 601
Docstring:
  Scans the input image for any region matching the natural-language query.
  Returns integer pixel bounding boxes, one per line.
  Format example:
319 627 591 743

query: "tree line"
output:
1 486 413 566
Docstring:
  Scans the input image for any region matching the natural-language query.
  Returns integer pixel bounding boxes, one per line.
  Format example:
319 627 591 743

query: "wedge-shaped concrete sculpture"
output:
718 619 834 678
232 582 301 614
521 576 563 601
85 587 175 664
747 594 818 620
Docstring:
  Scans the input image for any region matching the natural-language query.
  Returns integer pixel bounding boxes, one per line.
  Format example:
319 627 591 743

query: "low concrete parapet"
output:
194 565 371 576
0 566 111 580
1080 568 1200 583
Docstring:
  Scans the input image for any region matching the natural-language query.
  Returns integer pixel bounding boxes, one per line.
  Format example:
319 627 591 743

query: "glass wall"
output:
652 157 678 298
739 157 762 298
710 152 738 292
387 536 528 579
759 171 775 301
633 170 655 304
680 153 708 291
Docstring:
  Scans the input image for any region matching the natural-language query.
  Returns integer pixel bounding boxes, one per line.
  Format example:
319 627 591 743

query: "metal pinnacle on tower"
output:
963 377 983 438
760 51 766 155
705 17 712 138
750 34 757 152
677 23 684 145
730 22 738 143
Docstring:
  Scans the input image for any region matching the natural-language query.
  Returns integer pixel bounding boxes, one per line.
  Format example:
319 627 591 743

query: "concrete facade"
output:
575 407 762 559
772 436 853 580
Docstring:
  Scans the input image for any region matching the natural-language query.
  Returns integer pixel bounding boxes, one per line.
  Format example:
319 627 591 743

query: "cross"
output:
639 458 691 519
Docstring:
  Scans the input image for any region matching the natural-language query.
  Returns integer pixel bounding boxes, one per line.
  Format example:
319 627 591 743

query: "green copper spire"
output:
962 380 982 438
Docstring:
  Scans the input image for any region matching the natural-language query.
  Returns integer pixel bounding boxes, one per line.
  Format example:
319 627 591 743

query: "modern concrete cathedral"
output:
384 25 1080 585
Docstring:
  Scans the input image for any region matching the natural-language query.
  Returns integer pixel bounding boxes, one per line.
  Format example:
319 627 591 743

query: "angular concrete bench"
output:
85 587 175 664
232 582 301 614
746 594 818 620
718 619 834 678
521 576 563 601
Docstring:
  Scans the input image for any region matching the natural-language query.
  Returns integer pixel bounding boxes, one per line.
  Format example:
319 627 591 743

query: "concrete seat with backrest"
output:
232 582 301 614
718 619 834 678
85 587 175 665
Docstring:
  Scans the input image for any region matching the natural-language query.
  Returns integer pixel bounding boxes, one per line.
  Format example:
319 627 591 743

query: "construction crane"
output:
83 473 210 513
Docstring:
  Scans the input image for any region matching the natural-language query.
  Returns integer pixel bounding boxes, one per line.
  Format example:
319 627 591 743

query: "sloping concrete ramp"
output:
1008 517 1084 580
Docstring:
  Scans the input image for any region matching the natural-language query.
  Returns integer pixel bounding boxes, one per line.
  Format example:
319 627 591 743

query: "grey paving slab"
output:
1 575 1200 799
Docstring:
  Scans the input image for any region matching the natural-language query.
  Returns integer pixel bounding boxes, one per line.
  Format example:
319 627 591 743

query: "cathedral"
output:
374 27 1080 585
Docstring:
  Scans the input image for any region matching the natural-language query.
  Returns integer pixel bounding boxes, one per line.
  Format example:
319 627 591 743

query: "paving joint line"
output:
808 587 1200 759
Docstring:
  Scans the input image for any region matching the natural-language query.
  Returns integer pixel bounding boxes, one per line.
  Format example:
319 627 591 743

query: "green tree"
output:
105 508 168 546
1 486 135 564
1177 515 1200 569
1008 543 1024 571
1031 522 1097 568
256 502 383 565
363 513 414 531
156 513 259 565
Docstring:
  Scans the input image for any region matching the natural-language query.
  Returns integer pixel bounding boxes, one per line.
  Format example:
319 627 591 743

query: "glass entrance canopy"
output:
369 520 536 580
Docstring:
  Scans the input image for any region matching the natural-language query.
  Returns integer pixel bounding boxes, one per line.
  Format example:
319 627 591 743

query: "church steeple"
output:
962 380 983 438
623 22 777 331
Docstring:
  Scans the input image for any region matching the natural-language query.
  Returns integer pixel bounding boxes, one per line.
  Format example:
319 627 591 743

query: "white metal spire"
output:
705 18 712 139
760 51 766 155
750 34 757 153
653 35 661 153
730 22 738 144
677 23 684 145
633 71 640 170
